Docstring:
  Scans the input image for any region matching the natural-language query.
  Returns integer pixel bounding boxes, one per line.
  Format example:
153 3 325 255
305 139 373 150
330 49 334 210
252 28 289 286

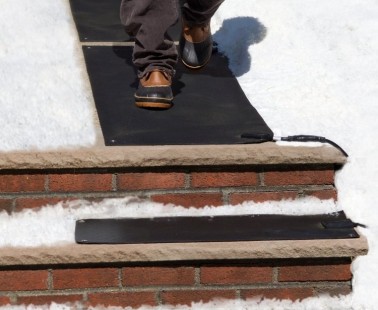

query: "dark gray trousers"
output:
120 0 224 78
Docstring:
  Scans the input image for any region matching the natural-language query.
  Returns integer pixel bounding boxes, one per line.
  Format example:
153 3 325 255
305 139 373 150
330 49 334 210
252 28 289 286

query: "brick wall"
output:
0 163 350 307
0 259 351 307
0 164 337 213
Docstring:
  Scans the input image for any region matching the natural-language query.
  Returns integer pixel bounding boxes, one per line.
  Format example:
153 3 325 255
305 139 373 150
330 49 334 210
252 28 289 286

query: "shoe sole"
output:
135 96 173 109
181 58 211 70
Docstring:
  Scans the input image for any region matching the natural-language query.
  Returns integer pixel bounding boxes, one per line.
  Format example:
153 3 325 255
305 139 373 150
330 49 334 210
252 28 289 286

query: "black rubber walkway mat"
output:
69 0 181 42
83 46 273 145
75 211 359 244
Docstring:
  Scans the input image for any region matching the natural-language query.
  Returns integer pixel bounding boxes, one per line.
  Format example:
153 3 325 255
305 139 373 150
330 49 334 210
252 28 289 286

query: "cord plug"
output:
277 135 348 157
241 133 348 157
280 135 327 142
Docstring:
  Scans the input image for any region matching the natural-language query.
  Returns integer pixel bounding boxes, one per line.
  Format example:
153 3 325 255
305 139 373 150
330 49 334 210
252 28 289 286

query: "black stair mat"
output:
75 211 359 244
69 0 182 42
82 45 273 145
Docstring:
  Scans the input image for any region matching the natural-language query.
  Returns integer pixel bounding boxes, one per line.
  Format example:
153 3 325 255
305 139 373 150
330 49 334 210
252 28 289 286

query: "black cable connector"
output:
240 133 349 157
278 135 349 157
280 135 326 142
240 133 273 143
322 219 367 229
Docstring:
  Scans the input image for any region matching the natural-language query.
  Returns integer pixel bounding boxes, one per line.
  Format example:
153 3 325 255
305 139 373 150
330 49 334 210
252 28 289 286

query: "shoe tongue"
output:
147 71 170 86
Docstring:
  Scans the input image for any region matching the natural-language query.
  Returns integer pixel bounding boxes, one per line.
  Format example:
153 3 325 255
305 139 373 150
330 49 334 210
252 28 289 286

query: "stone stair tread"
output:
0 237 368 266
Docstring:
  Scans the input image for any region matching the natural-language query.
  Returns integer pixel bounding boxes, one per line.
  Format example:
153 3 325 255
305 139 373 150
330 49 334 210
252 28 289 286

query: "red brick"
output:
0 296 11 306
15 197 65 211
0 175 45 193
18 294 83 306
264 170 334 186
87 291 156 308
305 189 337 201
241 287 314 301
161 290 236 306
201 266 273 285
191 172 258 188
230 191 298 205
122 267 195 286
152 193 223 208
48 174 112 192
53 268 119 289
316 286 351 297
279 264 352 282
0 270 48 291
0 199 13 213
118 173 185 190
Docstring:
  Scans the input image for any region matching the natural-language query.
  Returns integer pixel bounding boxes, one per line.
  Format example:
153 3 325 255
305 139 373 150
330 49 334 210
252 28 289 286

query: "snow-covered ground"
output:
1 0 378 309
0 0 97 151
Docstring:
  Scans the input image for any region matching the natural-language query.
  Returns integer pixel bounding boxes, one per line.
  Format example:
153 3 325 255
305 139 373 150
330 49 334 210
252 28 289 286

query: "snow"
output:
0 295 360 310
0 0 97 151
1 0 378 309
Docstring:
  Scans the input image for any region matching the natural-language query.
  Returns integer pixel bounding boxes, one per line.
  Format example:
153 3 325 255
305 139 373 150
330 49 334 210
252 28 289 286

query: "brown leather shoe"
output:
135 70 173 109
180 20 213 69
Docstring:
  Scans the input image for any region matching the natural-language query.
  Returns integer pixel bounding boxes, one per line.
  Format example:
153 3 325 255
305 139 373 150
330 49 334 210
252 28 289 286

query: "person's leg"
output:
180 0 224 68
120 0 179 78
182 0 224 27
120 0 179 109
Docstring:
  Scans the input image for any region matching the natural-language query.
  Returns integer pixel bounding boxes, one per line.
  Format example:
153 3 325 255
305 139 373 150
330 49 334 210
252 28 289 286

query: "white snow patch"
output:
0 294 362 310
0 0 97 151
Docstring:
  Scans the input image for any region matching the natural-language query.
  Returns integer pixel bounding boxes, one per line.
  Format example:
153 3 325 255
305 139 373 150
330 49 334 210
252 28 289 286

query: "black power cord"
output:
278 135 349 157
241 133 349 157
